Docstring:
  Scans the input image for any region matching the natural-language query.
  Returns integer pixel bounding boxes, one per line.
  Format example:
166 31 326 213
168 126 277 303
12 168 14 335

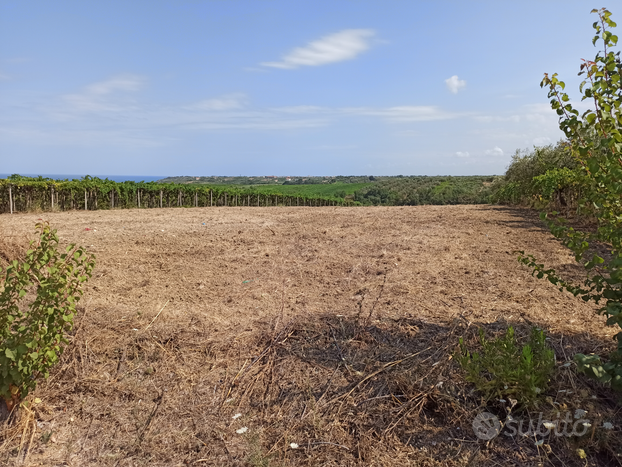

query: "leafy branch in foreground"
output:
0 222 95 410
523 7 622 391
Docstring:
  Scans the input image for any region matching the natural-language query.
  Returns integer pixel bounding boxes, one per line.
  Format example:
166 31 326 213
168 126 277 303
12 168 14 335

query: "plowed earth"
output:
1 205 620 466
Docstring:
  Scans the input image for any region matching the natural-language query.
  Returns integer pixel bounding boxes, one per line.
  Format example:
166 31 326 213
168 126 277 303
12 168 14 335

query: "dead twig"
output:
366 271 387 323
321 347 431 409
138 391 163 443
145 300 169 331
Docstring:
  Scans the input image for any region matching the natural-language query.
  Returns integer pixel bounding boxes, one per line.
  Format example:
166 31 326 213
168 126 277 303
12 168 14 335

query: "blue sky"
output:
0 1 609 177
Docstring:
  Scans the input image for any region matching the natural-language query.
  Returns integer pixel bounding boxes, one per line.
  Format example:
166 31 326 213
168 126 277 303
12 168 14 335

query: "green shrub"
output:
0 222 95 410
456 327 556 407
492 142 583 209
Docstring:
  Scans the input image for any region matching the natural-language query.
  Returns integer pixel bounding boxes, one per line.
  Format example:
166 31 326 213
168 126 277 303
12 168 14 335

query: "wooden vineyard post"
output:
224 192 227 207
84 189 88 210
51 186 54 210
138 190 141 208
111 190 114 209
160 190 163 208
195 191 198 207
210 190 213 207
8 185 13 214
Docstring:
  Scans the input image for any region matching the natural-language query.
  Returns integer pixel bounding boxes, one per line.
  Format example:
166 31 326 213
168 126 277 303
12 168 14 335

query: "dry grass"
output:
0 223 28 268
0 205 621 466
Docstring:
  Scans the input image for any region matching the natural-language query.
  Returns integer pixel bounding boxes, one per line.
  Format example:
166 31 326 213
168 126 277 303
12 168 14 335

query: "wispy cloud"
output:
184 93 247 111
485 146 504 156
0 71 11 81
61 74 146 112
445 75 466 94
84 75 144 95
261 29 375 69
1 75 474 149
532 136 551 146
272 105 327 114
455 151 470 158
341 106 462 122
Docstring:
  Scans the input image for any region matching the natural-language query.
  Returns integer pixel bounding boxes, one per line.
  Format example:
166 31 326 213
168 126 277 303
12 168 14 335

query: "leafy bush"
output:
0 222 95 410
520 8 622 391
457 327 555 407
492 142 583 209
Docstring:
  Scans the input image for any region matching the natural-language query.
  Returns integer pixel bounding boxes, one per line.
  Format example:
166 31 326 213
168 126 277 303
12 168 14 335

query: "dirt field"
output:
1 205 620 466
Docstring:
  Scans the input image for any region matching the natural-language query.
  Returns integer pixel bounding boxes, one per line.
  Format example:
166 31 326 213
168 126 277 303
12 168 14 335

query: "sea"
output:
0 174 166 183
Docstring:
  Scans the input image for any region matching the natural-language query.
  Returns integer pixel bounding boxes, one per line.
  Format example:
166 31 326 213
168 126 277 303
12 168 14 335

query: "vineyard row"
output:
0 178 352 214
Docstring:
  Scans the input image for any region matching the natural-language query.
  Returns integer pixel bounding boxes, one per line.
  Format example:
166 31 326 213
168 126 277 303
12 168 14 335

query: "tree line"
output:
353 176 495 206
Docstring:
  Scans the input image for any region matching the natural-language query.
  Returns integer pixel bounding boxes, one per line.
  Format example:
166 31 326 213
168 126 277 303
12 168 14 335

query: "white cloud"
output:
184 93 247 111
62 74 145 112
341 105 462 122
84 75 144 95
485 146 504 156
0 71 11 81
455 151 470 158
272 105 327 114
445 75 466 94
1 74 478 150
474 115 521 123
532 136 551 146
261 29 375 69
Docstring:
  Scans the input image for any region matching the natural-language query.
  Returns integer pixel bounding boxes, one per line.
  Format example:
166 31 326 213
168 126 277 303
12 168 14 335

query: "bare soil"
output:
0 205 620 466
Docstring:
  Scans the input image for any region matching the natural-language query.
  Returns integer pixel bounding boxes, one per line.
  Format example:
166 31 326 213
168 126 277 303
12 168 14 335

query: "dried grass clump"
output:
0 224 28 267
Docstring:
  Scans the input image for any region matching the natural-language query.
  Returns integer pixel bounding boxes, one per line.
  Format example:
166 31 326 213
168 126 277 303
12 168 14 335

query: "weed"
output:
456 326 555 407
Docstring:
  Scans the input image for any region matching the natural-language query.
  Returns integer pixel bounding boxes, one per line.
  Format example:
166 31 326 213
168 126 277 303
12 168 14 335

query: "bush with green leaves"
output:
0 222 95 409
518 8 622 392
491 141 584 209
457 327 556 407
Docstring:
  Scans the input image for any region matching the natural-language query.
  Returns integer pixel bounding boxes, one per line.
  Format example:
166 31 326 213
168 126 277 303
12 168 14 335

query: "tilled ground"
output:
0 205 620 466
